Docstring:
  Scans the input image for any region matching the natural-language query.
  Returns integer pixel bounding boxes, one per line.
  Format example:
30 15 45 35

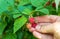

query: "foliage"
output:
0 0 60 39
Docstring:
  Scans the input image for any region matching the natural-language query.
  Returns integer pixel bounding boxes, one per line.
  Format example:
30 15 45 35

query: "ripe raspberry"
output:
32 23 37 28
29 17 35 23
52 2 56 7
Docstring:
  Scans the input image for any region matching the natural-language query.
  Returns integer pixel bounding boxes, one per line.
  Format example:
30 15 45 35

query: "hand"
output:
27 23 53 39
36 17 60 39
27 15 60 39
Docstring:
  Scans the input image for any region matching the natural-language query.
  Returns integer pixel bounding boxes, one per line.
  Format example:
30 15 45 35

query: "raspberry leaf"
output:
14 16 27 33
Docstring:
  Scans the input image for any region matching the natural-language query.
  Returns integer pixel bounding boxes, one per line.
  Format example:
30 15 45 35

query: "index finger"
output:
34 15 58 23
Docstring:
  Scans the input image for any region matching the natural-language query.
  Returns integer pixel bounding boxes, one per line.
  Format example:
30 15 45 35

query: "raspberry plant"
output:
0 0 60 39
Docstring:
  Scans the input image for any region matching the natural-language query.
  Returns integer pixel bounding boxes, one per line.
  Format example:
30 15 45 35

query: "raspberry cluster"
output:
29 17 37 28
46 1 56 7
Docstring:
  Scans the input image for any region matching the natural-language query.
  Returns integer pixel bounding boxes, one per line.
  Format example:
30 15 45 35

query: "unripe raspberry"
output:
26 23 31 29
29 17 35 23
46 1 50 6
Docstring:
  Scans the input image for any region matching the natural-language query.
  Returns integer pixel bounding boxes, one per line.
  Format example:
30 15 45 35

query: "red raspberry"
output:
29 17 35 23
52 2 56 7
32 23 37 28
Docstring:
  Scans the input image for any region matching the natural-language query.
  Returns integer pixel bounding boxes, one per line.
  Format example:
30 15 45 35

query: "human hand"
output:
27 15 60 39
26 23 53 39
36 16 60 39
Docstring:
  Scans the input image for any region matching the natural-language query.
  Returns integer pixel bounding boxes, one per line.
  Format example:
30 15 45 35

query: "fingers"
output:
33 31 41 39
26 23 54 34
29 27 35 32
47 15 58 19
47 15 58 22
34 15 59 23
56 17 60 22
34 16 51 23
26 23 36 32
33 31 53 39
54 22 60 39
36 24 54 34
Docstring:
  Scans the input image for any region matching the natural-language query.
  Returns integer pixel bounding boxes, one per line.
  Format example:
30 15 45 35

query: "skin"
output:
26 15 60 39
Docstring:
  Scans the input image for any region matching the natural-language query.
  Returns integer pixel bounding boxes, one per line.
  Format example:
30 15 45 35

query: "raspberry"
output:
32 23 37 28
29 17 35 23
46 1 50 6
26 23 31 29
52 2 56 7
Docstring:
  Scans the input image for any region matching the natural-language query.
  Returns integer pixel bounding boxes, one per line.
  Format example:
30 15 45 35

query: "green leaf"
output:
55 0 60 12
22 7 32 15
13 14 22 19
16 31 24 39
23 31 37 39
11 8 22 15
35 6 43 11
0 22 7 36
14 16 27 33
18 0 30 6
10 9 22 19
3 32 17 39
1 12 13 23
0 0 8 13
18 6 32 15
6 0 14 6
0 0 14 13
36 8 49 14
31 0 48 7
0 12 13 36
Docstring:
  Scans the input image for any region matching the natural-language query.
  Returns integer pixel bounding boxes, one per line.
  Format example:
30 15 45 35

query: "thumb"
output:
36 24 54 34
